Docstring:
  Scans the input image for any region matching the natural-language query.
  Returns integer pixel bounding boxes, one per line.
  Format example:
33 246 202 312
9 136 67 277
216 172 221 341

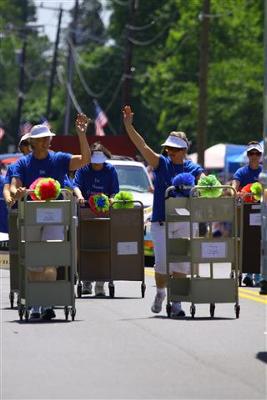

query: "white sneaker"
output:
151 293 166 313
95 282 106 296
171 302 185 318
82 281 92 295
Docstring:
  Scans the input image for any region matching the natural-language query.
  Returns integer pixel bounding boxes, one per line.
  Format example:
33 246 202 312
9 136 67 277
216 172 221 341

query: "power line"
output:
67 37 117 98
57 66 83 114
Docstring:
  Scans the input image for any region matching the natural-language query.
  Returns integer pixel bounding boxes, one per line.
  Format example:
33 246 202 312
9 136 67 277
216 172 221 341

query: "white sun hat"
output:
161 135 188 149
29 125 55 139
19 132 31 145
91 151 108 164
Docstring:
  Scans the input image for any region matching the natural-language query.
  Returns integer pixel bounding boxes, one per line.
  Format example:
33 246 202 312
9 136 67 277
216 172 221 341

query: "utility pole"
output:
46 7 63 120
196 0 210 167
16 0 28 141
64 0 79 135
259 0 267 295
121 0 138 134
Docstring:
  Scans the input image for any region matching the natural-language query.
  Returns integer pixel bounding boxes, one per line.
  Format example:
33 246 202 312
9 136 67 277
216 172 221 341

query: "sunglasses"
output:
165 146 185 152
247 151 261 156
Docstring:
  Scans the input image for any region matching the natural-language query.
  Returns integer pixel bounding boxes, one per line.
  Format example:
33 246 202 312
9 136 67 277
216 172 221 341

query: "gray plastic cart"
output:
17 191 77 321
77 201 146 298
165 185 240 318
8 209 20 308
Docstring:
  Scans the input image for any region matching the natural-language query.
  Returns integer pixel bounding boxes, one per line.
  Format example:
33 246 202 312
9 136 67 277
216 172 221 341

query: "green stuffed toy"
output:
197 175 223 198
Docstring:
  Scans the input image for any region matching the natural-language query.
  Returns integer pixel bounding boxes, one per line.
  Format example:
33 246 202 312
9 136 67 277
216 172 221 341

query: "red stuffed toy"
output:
240 183 256 203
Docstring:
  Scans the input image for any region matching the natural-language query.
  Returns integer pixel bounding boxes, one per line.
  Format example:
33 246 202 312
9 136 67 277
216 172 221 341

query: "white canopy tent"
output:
188 143 247 171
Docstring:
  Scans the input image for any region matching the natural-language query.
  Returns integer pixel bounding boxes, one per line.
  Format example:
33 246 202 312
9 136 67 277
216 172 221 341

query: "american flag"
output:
94 100 108 136
0 127 5 142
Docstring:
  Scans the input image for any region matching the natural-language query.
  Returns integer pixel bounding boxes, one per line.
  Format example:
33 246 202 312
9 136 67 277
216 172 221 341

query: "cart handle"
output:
20 188 73 201
110 200 144 209
190 185 237 198
165 185 194 200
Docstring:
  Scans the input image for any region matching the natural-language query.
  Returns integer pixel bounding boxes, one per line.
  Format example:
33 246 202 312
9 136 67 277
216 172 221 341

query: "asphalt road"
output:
1 266 267 400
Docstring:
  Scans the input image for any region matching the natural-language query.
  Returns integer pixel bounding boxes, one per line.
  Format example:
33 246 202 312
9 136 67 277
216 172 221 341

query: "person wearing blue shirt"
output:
3 133 32 207
232 141 263 287
73 142 119 296
123 105 205 317
0 174 8 233
10 114 90 320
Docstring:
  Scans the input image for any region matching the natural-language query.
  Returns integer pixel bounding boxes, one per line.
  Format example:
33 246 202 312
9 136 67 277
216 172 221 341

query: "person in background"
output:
0 164 8 233
231 140 263 287
123 105 205 317
3 133 32 207
73 142 119 296
10 114 90 319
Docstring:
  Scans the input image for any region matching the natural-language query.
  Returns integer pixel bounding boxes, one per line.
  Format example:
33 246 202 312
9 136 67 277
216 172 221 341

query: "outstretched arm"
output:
123 106 160 169
69 113 91 171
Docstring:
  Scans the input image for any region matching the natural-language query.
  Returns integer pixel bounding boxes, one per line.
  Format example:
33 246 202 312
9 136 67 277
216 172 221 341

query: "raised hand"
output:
75 113 90 134
122 105 134 125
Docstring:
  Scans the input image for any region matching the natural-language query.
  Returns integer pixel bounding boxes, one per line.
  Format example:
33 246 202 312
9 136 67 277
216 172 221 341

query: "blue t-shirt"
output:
0 175 8 233
73 162 119 199
233 165 262 188
152 155 204 222
12 151 72 188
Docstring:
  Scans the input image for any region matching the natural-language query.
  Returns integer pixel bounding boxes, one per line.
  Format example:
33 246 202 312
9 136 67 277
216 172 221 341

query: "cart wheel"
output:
64 306 69 321
77 283 82 298
18 306 24 321
71 308 76 321
190 304 196 318
238 274 242 287
141 282 146 298
25 310 29 322
166 303 171 318
109 283 115 298
9 292 14 309
210 303 215 318
235 303 240 319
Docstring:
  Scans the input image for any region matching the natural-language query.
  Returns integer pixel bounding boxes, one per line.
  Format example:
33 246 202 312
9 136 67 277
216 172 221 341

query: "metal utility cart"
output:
8 209 19 308
238 197 261 286
17 191 77 321
77 201 146 298
165 185 240 318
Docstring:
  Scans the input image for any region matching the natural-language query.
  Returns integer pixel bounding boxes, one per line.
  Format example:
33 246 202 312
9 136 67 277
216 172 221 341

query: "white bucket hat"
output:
91 151 108 164
30 125 55 139
161 135 188 149
19 132 31 145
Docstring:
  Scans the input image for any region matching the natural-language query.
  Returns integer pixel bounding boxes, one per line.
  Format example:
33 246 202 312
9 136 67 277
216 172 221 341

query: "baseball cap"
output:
247 143 263 153
29 125 55 139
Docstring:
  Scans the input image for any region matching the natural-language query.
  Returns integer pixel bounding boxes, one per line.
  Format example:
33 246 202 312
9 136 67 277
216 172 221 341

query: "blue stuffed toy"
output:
171 172 195 197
